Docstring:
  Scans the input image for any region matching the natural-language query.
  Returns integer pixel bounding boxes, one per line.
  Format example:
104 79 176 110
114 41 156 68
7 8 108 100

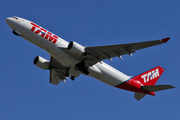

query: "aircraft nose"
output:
5 17 13 26
5 17 18 30
6 17 11 23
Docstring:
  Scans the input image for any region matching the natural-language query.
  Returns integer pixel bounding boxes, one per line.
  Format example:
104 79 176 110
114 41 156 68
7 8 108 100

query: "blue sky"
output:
1 0 180 119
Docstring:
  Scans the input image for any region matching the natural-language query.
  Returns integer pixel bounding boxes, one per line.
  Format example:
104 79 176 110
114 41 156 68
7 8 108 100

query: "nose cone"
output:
6 17 12 24
6 17 14 29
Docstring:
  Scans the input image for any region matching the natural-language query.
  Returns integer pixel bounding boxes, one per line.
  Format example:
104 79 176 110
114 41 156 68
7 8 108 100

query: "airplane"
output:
6 16 175 100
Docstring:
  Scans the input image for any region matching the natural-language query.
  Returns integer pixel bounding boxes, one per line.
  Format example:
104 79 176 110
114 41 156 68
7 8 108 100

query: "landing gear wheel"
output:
71 76 75 81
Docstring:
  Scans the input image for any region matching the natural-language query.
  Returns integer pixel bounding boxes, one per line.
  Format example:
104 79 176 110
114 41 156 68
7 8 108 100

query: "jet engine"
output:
12 30 21 36
33 56 50 70
68 41 86 56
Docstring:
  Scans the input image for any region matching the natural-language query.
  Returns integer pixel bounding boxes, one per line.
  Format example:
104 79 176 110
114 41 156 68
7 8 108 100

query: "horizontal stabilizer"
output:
141 85 175 92
134 92 146 101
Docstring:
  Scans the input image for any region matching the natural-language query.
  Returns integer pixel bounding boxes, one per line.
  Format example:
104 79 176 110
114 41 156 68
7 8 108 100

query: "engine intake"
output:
68 41 86 56
12 30 21 36
33 56 50 70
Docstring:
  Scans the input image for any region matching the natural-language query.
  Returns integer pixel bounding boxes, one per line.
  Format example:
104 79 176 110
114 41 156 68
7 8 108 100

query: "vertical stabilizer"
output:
132 66 165 86
132 66 175 101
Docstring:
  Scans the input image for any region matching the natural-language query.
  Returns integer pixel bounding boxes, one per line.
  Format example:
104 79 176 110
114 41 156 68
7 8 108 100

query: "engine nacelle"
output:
33 56 50 70
68 41 86 56
12 30 21 36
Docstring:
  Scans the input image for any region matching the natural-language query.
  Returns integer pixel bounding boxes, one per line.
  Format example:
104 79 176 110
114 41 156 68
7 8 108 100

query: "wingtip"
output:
169 85 175 88
161 37 170 43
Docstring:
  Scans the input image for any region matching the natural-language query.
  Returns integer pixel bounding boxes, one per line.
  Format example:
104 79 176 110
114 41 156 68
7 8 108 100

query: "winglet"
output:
161 37 170 43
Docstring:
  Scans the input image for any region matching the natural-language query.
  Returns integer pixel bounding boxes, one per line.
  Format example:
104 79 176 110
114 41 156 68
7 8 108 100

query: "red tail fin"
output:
132 66 165 85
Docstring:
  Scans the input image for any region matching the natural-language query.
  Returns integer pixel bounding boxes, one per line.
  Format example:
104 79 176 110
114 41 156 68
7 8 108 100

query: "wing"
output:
50 68 68 85
49 57 69 85
85 37 170 66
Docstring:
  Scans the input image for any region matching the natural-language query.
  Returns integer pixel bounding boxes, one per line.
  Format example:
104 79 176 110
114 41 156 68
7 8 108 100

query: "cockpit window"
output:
13 17 18 20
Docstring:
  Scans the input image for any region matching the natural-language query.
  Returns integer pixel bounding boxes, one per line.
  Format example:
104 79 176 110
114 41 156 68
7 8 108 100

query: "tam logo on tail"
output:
131 66 165 86
117 66 174 100
141 68 159 83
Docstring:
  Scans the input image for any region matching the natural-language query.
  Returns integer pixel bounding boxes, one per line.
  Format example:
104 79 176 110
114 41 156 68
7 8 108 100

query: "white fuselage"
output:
6 17 131 87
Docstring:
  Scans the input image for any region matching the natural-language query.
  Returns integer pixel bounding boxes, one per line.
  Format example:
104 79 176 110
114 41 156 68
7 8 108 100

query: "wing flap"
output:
49 56 69 85
50 68 68 85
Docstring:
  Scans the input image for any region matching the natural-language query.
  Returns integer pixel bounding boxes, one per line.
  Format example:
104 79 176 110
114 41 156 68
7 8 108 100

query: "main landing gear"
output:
66 72 75 81
68 62 89 81
75 62 89 75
